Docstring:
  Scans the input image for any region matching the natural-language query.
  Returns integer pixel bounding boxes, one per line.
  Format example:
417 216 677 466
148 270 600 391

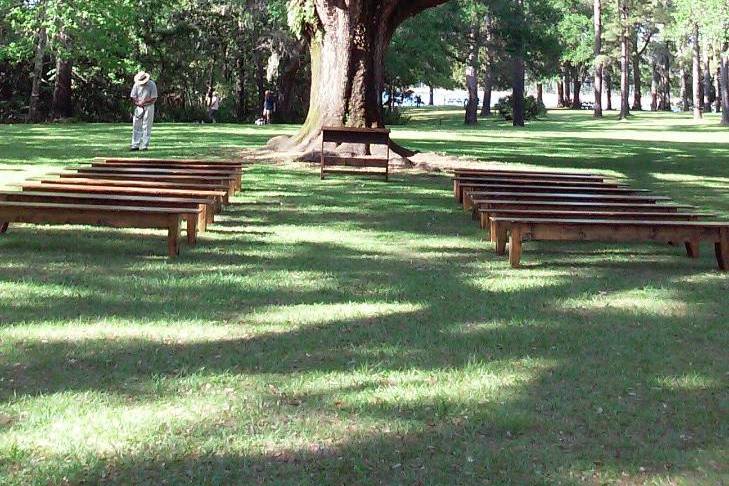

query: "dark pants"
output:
208 109 218 123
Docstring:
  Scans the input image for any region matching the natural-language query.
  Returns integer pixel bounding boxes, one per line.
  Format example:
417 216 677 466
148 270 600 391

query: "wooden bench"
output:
453 176 625 202
80 165 242 191
0 190 211 233
37 178 231 204
453 169 606 181
0 201 201 257
489 217 729 270
22 183 227 213
475 201 695 229
55 171 238 196
321 127 390 180
465 191 672 211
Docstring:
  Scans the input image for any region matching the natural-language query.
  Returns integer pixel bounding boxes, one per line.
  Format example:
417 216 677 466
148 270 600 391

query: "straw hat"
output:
134 71 151 85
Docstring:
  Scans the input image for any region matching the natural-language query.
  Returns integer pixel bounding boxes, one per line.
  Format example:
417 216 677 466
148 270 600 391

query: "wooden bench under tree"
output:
320 127 390 180
77 165 242 191
490 217 729 270
464 191 672 211
0 202 201 257
453 176 626 202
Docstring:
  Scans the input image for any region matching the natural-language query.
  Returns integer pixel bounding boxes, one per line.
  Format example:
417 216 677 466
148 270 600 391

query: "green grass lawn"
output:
0 110 728 484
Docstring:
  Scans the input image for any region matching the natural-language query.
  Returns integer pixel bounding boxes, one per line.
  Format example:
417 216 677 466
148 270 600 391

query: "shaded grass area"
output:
0 111 728 484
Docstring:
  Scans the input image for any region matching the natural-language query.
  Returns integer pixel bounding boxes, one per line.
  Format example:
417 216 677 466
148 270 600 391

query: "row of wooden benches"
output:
451 168 729 270
0 157 245 257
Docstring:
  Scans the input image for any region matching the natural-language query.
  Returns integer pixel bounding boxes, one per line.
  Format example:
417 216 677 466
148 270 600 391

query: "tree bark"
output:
571 70 582 109
235 52 247 120
29 26 47 123
269 0 448 157
605 66 612 110
512 54 525 126
680 65 689 111
631 47 642 110
51 27 72 119
536 83 543 105
464 19 479 125
593 0 603 117
618 0 630 119
428 85 434 105
564 69 572 106
650 59 658 111
704 53 712 112
480 14 493 117
721 53 729 125
557 80 565 107
692 23 702 120
480 68 492 116
661 54 671 111
715 65 721 113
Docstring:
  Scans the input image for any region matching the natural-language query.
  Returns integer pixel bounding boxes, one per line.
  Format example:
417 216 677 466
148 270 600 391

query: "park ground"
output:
0 109 727 484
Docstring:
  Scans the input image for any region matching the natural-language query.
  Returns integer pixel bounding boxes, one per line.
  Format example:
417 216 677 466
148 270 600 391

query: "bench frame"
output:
320 127 390 181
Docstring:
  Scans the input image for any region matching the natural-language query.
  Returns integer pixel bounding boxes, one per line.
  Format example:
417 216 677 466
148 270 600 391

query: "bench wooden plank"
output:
489 217 729 270
98 157 244 167
453 169 606 181
321 156 389 168
57 172 237 194
0 202 193 257
38 178 231 203
322 127 390 145
465 191 672 211
453 177 625 201
83 165 242 191
321 127 390 181
22 183 226 213
0 191 210 234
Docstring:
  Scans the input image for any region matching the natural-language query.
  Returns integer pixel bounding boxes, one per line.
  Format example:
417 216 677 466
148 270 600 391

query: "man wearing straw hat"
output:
129 71 158 151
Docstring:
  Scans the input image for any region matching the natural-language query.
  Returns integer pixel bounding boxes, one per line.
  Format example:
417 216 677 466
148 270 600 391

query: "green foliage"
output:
494 94 546 120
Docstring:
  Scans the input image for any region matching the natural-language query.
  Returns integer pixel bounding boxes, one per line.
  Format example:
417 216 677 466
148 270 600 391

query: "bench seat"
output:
97 157 244 167
0 190 211 233
465 191 672 211
489 217 729 270
453 169 606 182
453 177 625 202
23 182 225 212
56 172 237 195
79 166 242 191
0 201 202 257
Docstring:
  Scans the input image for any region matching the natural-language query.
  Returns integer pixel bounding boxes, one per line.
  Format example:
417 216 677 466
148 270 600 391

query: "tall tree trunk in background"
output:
255 54 265 115
571 70 582 109
480 68 492 116
661 54 671 110
512 55 525 126
480 14 493 117
650 59 659 111
704 54 712 112
593 0 603 117
564 69 572 106
428 85 434 105
618 0 630 119
536 83 543 105
51 28 72 119
631 45 642 110
29 26 47 122
692 23 702 119
557 80 565 107
277 43 306 122
605 66 613 110
235 53 247 120
721 53 729 125
464 19 479 125
714 65 721 112
680 64 689 111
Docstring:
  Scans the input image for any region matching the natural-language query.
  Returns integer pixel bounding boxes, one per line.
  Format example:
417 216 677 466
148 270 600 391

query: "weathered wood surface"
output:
452 177 626 202
38 178 231 203
99 157 244 167
489 217 729 270
0 201 197 257
464 191 671 211
321 126 390 181
57 172 236 194
81 165 242 191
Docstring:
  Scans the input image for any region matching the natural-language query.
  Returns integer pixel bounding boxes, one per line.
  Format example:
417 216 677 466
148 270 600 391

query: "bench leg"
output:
495 222 508 255
198 210 208 232
0 222 8 234
463 193 473 211
509 226 523 268
716 229 729 271
685 239 700 258
479 211 488 230
454 180 460 202
168 221 180 257
186 217 197 246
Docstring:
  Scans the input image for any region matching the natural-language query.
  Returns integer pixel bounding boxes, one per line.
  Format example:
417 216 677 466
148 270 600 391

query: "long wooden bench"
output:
22 183 226 213
489 217 729 270
481 209 710 242
453 176 626 202
475 201 695 229
79 165 242 191
98 157 244 168
55 172 237 195
37 178 231 203
321 127 390 180
465 191 672 211
453 169 607 181
0 202 200 257
0 190 210 233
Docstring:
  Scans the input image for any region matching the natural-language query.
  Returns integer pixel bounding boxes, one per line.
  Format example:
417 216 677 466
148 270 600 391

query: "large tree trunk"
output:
605 66 613 110
29 26 47 123
512 55 525 127
564 69 572 106
464 19 479 125
428 85 434 105
571 70 582 109
235 52 247 121
480 14 493 117
557 80 565 107
721 53 729 125
536 83 543 105
269 0 448 158
692 23 702 120
704 53 712 112
650 59 659 111
480 68 492 116
631 46 642 110
680 64 689 111
661 54 671 110
715 65 721 113
593 0 603 118
618 0 630 120
51 27 72 119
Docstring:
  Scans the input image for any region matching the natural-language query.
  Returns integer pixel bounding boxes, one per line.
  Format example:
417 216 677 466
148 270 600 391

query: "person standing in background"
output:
129 71 158 151
207 91 220 123
263 90 275 124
